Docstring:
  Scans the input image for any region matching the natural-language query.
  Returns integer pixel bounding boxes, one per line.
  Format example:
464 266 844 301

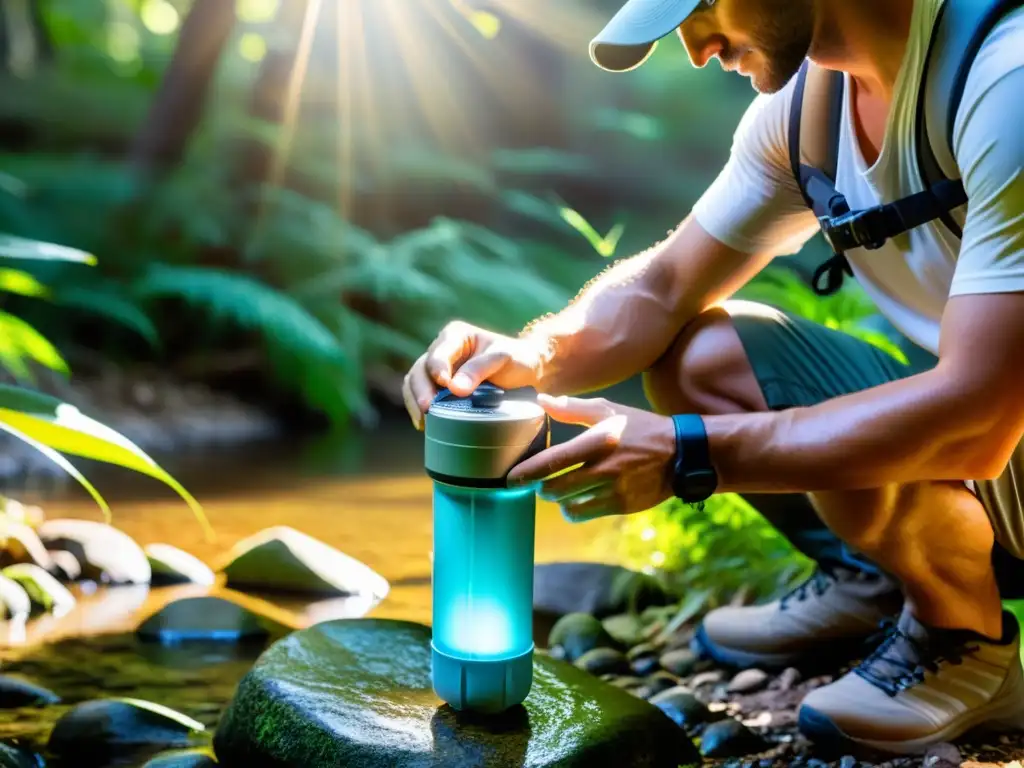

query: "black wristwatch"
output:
670 414 718 503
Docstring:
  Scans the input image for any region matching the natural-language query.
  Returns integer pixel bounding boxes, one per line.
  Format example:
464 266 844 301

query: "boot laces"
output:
779 568 833 610
854 618 979 697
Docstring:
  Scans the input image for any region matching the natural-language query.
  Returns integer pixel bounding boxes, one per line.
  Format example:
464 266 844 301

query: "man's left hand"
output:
507 394 677 521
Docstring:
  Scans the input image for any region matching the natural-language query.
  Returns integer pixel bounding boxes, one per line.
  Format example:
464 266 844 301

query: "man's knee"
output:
643 306 767 416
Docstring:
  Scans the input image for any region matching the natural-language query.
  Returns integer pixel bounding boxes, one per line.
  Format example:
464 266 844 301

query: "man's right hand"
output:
402 321 545 430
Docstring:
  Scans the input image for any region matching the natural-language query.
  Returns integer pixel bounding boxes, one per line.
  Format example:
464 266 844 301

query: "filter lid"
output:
425 383 548 483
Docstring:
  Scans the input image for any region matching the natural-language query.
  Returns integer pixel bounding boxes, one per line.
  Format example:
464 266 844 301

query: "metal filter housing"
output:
424 384 549 486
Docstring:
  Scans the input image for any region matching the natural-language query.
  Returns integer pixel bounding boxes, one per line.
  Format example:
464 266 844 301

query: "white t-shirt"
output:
692 0 1024 356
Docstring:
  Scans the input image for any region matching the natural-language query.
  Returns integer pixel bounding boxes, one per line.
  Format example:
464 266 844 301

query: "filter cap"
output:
424 383 549 486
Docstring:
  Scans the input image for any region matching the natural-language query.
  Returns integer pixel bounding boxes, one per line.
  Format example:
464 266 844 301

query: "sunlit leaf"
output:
0 235 95 265
0 269 48 298
0 417 111 521
0 394 212 541
559 207 625 258
0 311 69 380
116 699 205 733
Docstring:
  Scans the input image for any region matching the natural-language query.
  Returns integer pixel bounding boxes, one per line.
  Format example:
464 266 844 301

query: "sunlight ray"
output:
380 0 480 157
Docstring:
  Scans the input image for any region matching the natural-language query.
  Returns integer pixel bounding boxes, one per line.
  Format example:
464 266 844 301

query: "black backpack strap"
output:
917 0 1023 233
789 60 855 295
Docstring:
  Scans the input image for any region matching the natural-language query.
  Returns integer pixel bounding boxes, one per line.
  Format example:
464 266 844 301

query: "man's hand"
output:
507 395 677 522
402 321 544 430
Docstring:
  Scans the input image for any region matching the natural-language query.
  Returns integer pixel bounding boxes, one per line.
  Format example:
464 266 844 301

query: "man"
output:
403 0 1024 754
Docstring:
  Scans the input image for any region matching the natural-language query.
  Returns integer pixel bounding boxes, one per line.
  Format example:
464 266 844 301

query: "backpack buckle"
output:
818 208 890 253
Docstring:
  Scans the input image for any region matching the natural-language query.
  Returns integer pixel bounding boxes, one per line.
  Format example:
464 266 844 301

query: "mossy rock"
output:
214 618 699 767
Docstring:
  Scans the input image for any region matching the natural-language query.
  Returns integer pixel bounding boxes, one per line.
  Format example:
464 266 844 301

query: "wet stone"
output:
923 743 961 767
48 698 206 766
574 648 629 677
727 669 770 694
214 618 699 768
142 747 218 767
699 718 770 759
630 654 661 677
659 648 698 677
648 686 712 730
839 757 858 768
547 613 618 662
642 671 679 697
0 742 42 768
601 614 646 648
0 677 59 708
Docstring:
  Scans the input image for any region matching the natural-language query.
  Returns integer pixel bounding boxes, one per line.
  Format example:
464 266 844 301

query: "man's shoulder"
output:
959 5 1024 109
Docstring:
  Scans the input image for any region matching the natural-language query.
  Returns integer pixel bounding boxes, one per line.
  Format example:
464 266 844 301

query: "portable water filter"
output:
425 382 549 714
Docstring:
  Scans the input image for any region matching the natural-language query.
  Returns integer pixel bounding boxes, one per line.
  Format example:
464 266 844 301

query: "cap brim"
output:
589 0 703 72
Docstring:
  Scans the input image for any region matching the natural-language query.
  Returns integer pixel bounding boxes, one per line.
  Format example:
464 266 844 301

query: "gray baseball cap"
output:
589 0 704 72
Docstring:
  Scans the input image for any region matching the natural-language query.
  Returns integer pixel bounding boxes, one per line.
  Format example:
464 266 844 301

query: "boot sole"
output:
798 691 1024 756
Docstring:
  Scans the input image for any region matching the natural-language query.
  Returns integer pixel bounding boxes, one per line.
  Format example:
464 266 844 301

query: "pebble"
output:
574 647 629 677
699 717 770 759
727 668 770 694
659 648 699 677
547 613 618 662
771 667 802 692
689 669 725 688
630 654 661 677
607 675 645 689
626 642 659 662
923 742 961 767
648 686 712 730
601 613 646 647
642 671 679 697
839 755 857 768
0 676 60 708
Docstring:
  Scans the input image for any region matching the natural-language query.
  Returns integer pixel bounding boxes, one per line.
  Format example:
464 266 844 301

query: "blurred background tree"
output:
0 0 921 603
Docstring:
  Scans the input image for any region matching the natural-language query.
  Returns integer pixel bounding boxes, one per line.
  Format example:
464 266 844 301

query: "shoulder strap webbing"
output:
919 0 1024 191
789 60 846 220
789 60 855 294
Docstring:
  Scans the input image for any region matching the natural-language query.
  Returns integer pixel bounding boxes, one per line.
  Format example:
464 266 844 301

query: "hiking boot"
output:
797 606 1024 754
691 567 903 669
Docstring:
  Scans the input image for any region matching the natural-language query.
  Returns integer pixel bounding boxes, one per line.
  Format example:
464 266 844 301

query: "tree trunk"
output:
128 0 237 179
237 0 317 195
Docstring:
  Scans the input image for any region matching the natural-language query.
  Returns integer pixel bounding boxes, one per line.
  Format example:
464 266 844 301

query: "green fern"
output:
130 263 366 422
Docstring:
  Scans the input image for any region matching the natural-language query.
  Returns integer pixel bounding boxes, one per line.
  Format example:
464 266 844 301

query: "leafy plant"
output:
605 494 813 610
0 234 210 539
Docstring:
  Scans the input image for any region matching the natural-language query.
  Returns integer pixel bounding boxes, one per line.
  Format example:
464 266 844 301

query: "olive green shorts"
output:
722 299 1024 560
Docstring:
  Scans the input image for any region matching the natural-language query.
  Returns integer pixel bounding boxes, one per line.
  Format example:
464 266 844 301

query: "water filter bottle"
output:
425 381 549 714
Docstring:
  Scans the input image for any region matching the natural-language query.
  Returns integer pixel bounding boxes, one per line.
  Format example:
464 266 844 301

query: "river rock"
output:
547 613 618 662
0 575 30 619
143 747 218 767
649 686 712 730
0 676 60 707
0 742 42 768
533 563 671 619
145 545 215 586
923 742 961 767
0 521 53 571
37 519 150 585
601 613 646 647
642 671 680 697
48 698 205 764
574 647 629 676
2 564 75 615
1 499 44 528
216 526 389 599
699 718 769 759
47 550 82 581
214 618 699 767
136 596 287 643
727 668 770 694
659 648 699 677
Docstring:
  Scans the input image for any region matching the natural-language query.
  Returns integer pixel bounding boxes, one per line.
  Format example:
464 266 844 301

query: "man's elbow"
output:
961 403 1024 481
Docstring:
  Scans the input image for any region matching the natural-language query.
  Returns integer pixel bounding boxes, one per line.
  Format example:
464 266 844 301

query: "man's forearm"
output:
520 216 773 395
705 366 1018 494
